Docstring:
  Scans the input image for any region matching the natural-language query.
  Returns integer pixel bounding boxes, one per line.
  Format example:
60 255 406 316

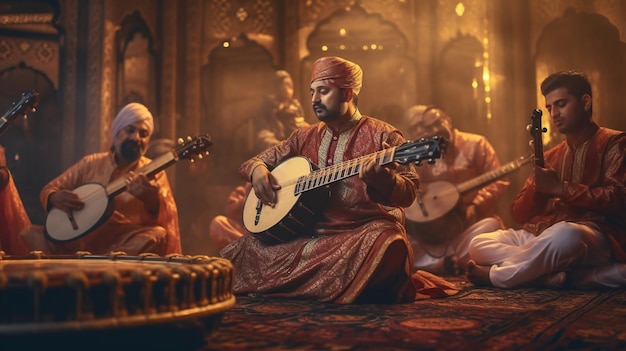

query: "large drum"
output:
0 251 235 349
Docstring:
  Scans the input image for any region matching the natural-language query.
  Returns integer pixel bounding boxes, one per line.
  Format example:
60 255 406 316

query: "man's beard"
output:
312 102 338 122
119 139 142 162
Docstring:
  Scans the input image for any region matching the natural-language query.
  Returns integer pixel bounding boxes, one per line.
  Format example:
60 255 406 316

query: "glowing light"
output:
222 41 230 48
455 2 465 17
362 45 368 51
339 28 347 36
321 45 328 52
471 78 478 89
339 44 346 50
370 44 377 50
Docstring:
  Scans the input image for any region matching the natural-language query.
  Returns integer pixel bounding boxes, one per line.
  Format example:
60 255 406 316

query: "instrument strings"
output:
277 148 395 191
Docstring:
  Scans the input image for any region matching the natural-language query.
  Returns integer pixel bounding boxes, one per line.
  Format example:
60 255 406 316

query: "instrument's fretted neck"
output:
294 147 396 194
105 151 177 197
456 156 531 194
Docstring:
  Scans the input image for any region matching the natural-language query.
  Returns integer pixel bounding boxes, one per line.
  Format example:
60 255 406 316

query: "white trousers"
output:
470 221 626 288
411 217 502 274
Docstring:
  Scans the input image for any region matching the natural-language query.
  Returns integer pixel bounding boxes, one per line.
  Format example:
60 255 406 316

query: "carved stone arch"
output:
435 34 485 135
535 8 626 136
302 4 416 126
201 33 276 185
0 62 59 224
0 0 62 224
115 11 158 132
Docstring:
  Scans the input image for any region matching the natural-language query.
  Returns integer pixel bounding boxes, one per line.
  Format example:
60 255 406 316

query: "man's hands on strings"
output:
126 171 160 215
251 165 281 207
49 190 85 213
359 156 398 196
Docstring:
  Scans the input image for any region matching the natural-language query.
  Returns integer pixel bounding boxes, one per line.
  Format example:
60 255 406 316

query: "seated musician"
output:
402 105 509 275
467 71 626 289
21 103 181 256
207 182 250 251
0 145 31 254
220 56 455 304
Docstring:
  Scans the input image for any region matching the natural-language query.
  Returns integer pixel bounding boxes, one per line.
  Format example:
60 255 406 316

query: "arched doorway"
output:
535 8 626 146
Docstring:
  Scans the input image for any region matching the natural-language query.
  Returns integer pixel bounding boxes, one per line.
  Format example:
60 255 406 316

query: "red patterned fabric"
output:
223 115 457 303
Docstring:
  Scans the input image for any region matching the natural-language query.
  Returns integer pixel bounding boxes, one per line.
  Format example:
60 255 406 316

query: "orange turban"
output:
310 56 363 95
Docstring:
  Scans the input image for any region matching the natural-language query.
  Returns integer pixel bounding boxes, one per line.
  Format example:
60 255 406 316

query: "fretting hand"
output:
533 165 564 196
359 156 397 195
126 171 160 214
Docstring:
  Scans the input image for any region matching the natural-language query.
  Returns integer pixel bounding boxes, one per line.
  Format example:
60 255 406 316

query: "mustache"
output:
120 139 142 161
312 102 327 111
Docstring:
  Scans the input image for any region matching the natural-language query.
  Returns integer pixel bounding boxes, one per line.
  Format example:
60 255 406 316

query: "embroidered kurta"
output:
39 152 181 255
0 146 31 254
512 123 626 260
222 116 421 303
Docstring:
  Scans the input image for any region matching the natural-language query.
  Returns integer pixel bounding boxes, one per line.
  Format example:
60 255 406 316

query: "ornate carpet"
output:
205 278 626 350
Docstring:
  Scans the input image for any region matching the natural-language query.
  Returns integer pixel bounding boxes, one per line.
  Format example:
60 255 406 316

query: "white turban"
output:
110 103 154 142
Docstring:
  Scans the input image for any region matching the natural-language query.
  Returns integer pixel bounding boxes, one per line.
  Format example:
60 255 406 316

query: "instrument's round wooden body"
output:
0 252 235 337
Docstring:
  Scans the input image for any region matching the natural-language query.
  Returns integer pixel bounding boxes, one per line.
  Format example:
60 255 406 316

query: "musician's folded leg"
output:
113 225 167 256
19 224 58 254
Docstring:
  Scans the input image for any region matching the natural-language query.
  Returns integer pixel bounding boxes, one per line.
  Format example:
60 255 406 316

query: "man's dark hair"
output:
540 70 592 99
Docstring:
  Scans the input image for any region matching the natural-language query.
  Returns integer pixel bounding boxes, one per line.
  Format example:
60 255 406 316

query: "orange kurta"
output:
222 116 423 303
39 152 181 255
0 146 31 254
512 123 626 260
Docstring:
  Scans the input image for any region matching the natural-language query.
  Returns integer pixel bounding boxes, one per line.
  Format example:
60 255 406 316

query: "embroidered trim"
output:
318 130 332 167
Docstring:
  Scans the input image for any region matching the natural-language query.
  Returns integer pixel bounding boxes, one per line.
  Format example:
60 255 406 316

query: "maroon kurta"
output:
512 123 626 260
222 116 421 303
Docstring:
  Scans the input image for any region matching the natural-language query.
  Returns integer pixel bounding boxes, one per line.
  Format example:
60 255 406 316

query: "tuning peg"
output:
187 136 192 142
177 137 184 145
198 153 203 159
526 124 532 132
414 160 422 166
427 158 436 165
528 140 534 147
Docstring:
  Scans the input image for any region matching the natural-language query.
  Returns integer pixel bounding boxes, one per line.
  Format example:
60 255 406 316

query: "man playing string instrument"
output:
402 105 510 275
22 103 181 256
221 56 457 304
467 71 626 289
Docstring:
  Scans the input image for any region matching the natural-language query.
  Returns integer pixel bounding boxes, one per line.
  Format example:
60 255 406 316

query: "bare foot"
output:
444 255 462 275
466 260 493 287
534 272 567 288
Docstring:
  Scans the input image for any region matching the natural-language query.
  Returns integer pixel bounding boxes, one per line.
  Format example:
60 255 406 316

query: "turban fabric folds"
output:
110 102 154 142
404 104 437 130
310 56 363 95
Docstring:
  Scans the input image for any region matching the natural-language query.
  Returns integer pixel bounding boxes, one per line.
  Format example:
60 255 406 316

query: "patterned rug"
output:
204 278 626 350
